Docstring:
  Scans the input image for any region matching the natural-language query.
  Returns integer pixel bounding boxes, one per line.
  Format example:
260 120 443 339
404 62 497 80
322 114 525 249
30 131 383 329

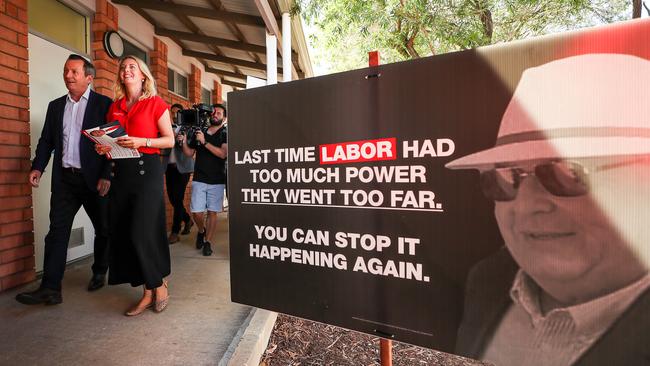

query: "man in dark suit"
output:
16 54 113 305
447 54 650 365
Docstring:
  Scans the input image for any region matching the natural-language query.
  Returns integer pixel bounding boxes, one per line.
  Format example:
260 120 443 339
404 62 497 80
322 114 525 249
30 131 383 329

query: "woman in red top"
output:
98 55 174 316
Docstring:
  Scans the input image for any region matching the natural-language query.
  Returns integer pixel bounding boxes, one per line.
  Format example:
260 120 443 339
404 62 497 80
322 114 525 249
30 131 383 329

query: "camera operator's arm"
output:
180 133 195 157
204 141 227 159
196 130 227 158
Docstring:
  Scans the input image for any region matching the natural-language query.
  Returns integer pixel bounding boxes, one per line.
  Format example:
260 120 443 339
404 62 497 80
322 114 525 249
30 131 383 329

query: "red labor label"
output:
319 138 397 164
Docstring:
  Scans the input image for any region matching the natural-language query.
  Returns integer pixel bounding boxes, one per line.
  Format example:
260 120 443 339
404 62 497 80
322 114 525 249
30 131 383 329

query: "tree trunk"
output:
472 0 493 41
633 0 642 18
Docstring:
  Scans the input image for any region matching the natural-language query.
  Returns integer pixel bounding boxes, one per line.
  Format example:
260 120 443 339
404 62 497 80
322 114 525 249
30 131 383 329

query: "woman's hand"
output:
95 144 112 155
116 136 145 149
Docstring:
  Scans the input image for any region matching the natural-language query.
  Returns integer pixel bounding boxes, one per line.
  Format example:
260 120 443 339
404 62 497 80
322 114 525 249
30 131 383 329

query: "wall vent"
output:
69 227 85 248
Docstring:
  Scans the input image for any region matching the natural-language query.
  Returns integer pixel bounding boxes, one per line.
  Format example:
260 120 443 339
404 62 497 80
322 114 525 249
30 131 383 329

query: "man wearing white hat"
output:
448 54 650 365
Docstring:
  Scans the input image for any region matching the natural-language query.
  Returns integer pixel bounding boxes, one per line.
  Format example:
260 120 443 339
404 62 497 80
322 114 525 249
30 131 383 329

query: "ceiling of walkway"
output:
112 0 313 90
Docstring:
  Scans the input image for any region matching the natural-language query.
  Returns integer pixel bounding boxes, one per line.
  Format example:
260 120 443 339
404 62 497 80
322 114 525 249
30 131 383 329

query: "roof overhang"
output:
110 0 313 90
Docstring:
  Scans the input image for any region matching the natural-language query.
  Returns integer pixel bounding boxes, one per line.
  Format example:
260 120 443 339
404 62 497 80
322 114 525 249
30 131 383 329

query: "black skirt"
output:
107 154 170 289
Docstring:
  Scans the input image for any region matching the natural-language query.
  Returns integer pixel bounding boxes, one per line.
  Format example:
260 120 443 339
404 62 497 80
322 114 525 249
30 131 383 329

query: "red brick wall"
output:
150 37 168 102
149 37 195 232
0 0 36 291
189 64 201 104
213 80 222 104
170 94 189 109
91 0 118 98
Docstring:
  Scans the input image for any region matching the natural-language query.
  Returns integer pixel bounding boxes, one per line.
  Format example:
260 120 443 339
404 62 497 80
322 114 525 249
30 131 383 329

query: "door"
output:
29 33 95 271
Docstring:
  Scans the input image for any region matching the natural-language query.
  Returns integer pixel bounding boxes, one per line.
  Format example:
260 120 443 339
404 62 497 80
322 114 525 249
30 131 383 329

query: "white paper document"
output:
83 121 141 159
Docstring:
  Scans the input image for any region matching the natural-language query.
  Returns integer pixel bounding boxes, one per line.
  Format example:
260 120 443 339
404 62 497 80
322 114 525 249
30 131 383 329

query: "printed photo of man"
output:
446 54 650 366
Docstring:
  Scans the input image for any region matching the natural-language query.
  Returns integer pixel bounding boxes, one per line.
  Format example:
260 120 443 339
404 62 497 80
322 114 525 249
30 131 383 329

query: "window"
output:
122 38 148 64
201 87 212 105
168 68 174 92
168 68 188 98
29 0 89 53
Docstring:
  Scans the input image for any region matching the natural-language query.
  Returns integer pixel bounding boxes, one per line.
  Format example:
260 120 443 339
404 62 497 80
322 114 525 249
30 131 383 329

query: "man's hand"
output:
177 133 186 145
29 170 42 188
96 178 111 197
195 131 206 145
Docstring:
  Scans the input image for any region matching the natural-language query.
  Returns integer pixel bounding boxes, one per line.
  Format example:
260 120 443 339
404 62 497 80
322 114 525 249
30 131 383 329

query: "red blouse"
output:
106 95 169 154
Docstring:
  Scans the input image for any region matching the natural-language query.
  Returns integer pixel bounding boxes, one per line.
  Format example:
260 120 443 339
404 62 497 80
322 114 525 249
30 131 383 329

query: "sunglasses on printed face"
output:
479 158 648 202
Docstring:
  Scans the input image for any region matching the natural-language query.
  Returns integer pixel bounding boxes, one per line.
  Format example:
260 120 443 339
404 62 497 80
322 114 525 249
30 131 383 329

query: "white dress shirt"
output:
62 87 91 169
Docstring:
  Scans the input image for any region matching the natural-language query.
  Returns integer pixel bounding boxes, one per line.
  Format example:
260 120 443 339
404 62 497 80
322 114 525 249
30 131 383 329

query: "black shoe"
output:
196 230 205 249
202 241 213 256
16 287 62 305
181 220 193 235
87 273 106 292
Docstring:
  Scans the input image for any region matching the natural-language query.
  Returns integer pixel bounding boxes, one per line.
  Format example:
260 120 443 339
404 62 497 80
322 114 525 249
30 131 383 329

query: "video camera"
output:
176 103 213 149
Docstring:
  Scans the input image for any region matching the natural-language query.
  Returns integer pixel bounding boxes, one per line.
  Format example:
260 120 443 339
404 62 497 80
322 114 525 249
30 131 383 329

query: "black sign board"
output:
229 19 650 359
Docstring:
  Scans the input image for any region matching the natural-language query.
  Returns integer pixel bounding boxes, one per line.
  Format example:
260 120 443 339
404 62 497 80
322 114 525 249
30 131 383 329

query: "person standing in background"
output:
165 104 194 244
179 104 227 256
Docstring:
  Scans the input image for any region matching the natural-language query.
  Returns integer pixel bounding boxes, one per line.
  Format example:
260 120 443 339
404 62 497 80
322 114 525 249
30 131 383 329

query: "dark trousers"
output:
41 169 109 291
108 154 170 289
165 164 191 234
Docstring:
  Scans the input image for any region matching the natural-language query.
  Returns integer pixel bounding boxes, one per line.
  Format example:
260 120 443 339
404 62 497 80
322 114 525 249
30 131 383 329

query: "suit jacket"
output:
456 248 650 366
31 89 113 193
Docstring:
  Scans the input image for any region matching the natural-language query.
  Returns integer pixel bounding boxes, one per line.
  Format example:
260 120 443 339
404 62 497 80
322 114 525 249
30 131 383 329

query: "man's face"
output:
171 107 181 122
63 59 92 97
212 107 225 123
494 158 648 287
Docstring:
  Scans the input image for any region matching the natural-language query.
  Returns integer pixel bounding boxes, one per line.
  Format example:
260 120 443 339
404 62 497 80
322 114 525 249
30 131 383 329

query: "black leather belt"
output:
62 167 82 174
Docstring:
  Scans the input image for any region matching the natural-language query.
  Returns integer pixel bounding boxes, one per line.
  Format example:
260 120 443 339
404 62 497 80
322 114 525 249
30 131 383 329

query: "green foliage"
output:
295 0 631 73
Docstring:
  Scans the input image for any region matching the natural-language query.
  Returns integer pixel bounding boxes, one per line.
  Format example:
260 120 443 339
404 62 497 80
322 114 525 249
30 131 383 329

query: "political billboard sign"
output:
229 19 650 362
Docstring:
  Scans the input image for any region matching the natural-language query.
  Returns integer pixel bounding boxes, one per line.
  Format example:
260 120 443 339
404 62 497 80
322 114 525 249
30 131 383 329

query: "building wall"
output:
0 0 36 291
0 0 227 292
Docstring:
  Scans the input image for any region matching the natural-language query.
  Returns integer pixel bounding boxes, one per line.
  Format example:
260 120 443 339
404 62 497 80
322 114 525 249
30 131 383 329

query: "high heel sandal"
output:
125 294 153 316
154 280 169 313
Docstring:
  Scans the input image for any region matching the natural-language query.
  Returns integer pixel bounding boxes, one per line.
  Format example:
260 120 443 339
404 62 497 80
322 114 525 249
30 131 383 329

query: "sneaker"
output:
168 233 180 244
195 230 205 249
202 241 213 256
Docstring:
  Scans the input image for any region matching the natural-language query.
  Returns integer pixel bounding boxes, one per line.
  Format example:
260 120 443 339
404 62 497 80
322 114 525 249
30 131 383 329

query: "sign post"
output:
369 49 393 366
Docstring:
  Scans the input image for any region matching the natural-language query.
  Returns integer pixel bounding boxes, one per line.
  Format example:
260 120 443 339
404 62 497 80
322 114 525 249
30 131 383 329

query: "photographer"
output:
180 103 227 256
165 104 194 244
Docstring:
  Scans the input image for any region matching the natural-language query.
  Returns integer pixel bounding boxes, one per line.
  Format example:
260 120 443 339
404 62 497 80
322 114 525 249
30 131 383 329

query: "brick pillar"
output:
150 37 169 102
188 64 201 104
212 80 223 104
149 37 178 232
0 0 36 291
91 0 119 98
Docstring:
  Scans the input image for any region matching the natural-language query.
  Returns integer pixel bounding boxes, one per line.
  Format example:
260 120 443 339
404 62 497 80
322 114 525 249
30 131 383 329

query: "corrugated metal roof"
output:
111 0 312 89
221 0 260 16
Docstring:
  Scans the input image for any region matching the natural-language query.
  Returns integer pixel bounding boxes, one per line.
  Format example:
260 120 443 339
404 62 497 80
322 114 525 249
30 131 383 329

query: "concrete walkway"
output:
0 213 272 366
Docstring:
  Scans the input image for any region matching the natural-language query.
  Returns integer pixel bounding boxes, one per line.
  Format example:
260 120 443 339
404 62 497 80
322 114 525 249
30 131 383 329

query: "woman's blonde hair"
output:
113 55 157 101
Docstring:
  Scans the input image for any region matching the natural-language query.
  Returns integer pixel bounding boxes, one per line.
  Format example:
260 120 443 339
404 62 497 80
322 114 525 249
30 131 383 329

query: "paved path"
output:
0 213 254 366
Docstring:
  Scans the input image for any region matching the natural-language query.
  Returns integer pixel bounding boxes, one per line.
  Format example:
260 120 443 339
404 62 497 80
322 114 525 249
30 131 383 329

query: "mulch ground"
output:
260 314 490 366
